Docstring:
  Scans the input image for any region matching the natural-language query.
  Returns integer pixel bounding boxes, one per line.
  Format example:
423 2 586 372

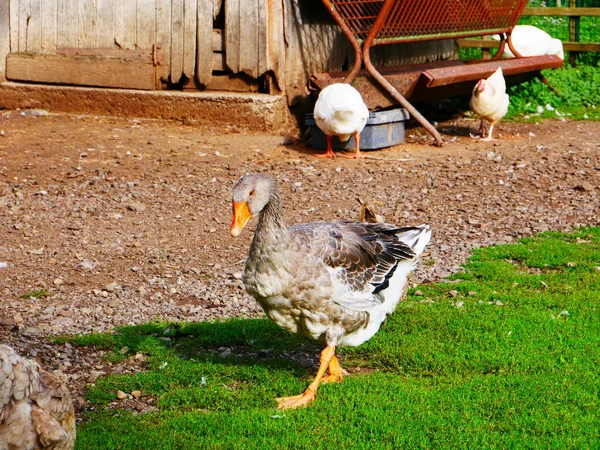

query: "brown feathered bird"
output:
0 345 76 450
357 198 385 224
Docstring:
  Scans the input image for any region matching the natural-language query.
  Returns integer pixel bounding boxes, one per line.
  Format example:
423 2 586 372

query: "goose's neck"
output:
253 189 288 245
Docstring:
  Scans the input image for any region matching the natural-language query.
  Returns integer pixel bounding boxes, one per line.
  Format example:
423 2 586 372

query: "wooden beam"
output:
563 42 600 52
6 52 157 90
456 39 501 49
457 39 600 53
523 7 600 17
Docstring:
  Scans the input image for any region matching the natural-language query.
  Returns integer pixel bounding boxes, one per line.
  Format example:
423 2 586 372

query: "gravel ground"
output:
1 111 599 413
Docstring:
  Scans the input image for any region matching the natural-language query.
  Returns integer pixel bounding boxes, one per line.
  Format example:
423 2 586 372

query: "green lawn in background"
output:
67 227 600 449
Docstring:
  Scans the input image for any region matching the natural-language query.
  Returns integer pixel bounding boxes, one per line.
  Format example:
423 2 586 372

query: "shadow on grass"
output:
66 317 325 382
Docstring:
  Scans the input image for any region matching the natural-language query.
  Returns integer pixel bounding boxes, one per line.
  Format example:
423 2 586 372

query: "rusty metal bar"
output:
320 0 363 83
360 0 443 146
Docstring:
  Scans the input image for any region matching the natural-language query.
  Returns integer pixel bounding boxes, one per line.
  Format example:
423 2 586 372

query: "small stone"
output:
54 278 63 286
127 202 146 212
567 261 576 267
21 327 40 336
573 182 594 192
448 290 459 298
131 390 142 399
66 222 83 230
105 282 120 292
468 291 477 296
109 299 121 307
413 290 424 296
219 348 232 358
116 390 128 400
1 317 15 327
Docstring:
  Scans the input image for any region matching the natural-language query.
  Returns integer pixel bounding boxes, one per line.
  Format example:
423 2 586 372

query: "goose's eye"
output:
249 190 255 197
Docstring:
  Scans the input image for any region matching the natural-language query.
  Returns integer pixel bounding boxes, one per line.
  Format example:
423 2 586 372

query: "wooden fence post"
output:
568 0 580 66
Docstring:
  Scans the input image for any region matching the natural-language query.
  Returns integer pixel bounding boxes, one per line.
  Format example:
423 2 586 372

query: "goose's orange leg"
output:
315 135 335 158
322 354 348 384
344 131 365 159
276 345 336 410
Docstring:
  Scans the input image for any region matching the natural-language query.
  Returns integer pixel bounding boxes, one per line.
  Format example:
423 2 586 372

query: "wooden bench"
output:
313 0 563 146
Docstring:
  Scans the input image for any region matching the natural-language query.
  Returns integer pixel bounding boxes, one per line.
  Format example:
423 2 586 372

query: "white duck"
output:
0 345 76 450
493 25 564 60
231 174 431 409
470 66 510 141
313 83 369 159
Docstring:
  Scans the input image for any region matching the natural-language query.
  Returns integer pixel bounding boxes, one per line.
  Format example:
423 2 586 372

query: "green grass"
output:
19 289 49 299
69 228 600 449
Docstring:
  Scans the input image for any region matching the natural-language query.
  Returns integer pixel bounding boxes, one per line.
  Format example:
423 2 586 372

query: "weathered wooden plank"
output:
0 0 9 75
563 42 600 52
96 0 115 48
237 0 256 75
57 47 152 58
18 0 31 52
224 0 239 72
196 0 212 85
136 0 155 50
155 0 171 81
9 0 19 53
267 0 285 93
523 7 600 17
170 0 184 83
182 0 196 78
115 1 136 48
40 0 58 53
6 52 156 89
26 0 42 52
183 73 258 91
57 0 78 48
78 0 96 48
257 0 267 75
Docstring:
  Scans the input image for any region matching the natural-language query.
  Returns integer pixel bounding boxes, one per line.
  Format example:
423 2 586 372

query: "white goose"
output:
313 83 369 159
493 25 564 60
231 174 431 409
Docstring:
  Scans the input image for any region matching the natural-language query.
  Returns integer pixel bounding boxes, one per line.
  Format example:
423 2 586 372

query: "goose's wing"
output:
289 221 417 311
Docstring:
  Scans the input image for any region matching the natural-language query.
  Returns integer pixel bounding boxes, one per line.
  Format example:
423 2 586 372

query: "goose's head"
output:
231 174 276 237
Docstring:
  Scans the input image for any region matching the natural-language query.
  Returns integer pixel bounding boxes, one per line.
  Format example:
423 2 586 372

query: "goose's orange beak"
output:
231 201 252 237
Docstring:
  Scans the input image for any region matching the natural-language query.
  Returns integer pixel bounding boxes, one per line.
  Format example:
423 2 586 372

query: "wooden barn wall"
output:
2 0 456 101
4 0 223 87
281 0 456 104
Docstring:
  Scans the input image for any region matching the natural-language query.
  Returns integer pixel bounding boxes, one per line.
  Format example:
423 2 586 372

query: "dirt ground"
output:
1 110 599 412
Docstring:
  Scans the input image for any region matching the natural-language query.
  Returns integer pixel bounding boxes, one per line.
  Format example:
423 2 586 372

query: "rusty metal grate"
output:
330 0 528 43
